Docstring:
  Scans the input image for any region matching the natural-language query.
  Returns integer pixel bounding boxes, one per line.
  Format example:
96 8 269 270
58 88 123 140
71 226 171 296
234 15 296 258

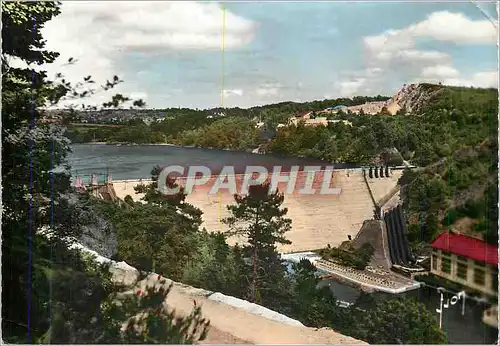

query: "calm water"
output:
67 143 355 181
69 144 497 344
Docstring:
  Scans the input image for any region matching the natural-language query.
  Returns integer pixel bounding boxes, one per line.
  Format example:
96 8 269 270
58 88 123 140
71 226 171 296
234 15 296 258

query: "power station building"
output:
430 232 498 297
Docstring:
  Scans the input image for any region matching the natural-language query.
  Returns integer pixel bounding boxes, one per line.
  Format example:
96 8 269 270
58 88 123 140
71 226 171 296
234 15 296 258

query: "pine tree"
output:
223 183 292 306
134 165 186 206
134 165 202 224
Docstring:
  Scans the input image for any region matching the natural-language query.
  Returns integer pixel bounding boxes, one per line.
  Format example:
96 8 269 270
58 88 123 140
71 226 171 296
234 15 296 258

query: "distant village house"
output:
287 110 352 128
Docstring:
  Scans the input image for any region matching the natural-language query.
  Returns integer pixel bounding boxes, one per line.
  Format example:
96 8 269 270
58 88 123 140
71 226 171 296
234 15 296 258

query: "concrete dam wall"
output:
113 168 403 253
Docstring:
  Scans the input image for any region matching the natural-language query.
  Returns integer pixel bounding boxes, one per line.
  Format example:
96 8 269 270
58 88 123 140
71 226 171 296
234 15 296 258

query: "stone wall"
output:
104 257 365 344
75 243 365 344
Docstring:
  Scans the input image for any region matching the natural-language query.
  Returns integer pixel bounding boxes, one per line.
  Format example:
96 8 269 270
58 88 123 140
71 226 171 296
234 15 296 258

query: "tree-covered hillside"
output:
398 84 498 249
266 84 497 164
64 95 390 145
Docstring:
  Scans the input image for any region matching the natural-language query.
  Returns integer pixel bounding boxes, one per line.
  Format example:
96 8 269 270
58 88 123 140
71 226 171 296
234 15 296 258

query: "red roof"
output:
431 232 498 267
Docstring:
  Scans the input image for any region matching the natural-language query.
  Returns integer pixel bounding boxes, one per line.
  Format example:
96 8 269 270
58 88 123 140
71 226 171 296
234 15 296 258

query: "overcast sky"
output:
40 1 498 109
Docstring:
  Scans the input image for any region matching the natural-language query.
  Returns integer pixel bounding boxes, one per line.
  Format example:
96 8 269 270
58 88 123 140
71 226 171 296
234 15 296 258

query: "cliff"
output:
329 83 439 115
387 83 443 114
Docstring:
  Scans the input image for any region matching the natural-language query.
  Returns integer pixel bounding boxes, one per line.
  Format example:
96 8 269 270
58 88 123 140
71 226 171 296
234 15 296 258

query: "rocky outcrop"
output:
80 217 118 258
328 83 440 116
337 101 390 115
380 147 404 165
387 83 442 115
66 191 118 258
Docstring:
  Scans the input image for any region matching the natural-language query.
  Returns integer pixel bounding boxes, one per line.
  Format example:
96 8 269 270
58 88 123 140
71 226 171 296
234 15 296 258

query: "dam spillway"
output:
112 168 403 253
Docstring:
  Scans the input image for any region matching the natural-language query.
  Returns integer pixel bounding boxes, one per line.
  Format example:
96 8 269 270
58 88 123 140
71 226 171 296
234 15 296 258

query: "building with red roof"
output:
430 232 498 297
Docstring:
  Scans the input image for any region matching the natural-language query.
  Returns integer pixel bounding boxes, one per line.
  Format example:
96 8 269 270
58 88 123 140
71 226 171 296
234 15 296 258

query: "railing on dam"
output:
75 167 403 200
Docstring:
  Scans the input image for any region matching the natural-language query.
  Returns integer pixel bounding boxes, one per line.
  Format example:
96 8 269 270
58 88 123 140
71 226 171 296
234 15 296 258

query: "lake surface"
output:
67 143 358 181
69 144 497 344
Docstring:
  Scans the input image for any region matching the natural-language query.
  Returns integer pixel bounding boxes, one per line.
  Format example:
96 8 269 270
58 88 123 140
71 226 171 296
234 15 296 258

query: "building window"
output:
474 260 485 267
441 257 451 274
474 268 485 286
432 254 438 270
456 255 468 263
456 262 467 280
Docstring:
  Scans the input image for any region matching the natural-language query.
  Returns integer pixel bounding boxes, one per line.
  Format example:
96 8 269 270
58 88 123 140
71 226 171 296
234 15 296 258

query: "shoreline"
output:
83 141 180 147
74 142 267 154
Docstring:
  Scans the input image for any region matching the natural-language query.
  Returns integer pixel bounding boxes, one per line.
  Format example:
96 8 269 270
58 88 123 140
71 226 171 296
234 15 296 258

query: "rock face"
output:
80 216 118 258
109 261 140 286
387 83 440 115
380 147 404 166
66 191 119 258
329 83 438 116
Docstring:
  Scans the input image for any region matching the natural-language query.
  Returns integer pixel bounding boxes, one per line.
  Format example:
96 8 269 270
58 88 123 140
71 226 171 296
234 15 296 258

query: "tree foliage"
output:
2 2 92 341
342 297 445 344
223 183 292 306
400 137 498 247
319 243 375 270
98 283 209 344
2 2 206 343
287 259 344 327
94 197 201 279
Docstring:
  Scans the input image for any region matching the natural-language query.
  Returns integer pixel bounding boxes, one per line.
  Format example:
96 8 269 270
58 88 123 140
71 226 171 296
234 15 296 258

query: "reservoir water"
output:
68 144 497 344
67 143 350 181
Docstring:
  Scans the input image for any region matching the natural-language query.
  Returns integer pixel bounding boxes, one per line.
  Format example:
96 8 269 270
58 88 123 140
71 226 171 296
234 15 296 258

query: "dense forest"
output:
396 85 498 250
2 1 497 345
